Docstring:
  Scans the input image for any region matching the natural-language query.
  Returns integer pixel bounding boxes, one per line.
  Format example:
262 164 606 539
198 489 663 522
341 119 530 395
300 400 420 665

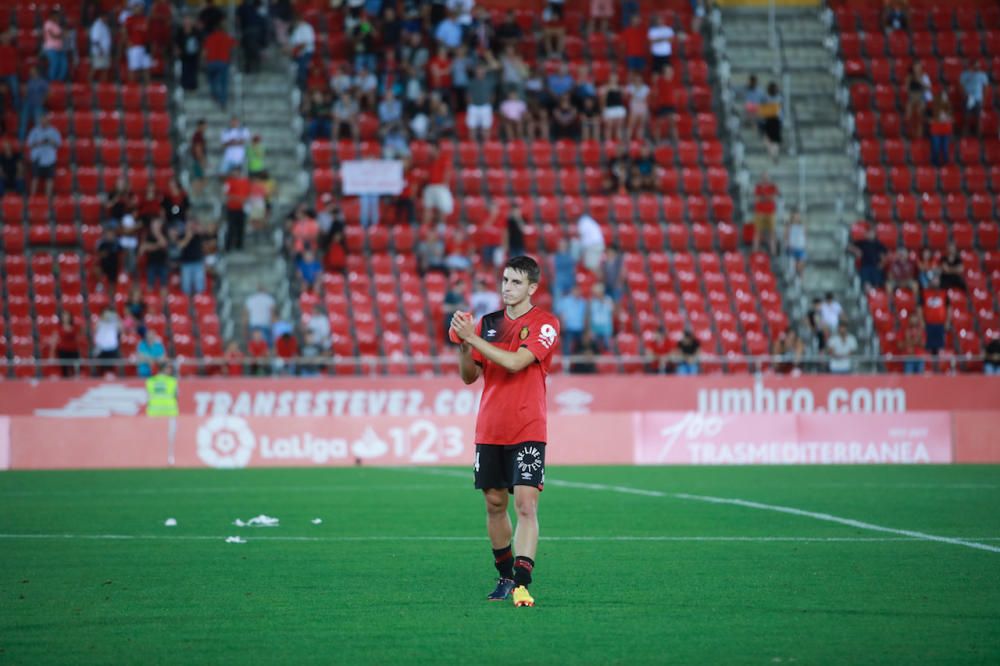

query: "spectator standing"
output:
141 216 170 291
742 74 765 128
929 91 953 167
556 285 587 355
849 227 887 288
136 329 167 378
48 311 83 377
268 0 292 48
220 116 251 174
0 138 24 197
577 213 606 273
465 62 498 141
600 71 627 142
826 322 858 374
89 13 113 83
785 210 807 277
199 0 225 34
674 330 701 375
237 0 266 75
752 172 778 254
959 60 989 136
552 238 577 300
96 227 121 288
587 283 615 351
162 178 190 226
204 27 236 109
504 201 528 259
124 7 153 83
190 119 208 196
917 247 940 289
175 15 202 91
287 16 316 89
818 292 844 333
922 277 949 357
245 285 276 343
904 62 932 139
900 317 925 375
603 245 624 302
26 113 61 198
422 145 454 227
470 277 502 320
647 14 675 71
178 220 206 295
885 248 919 295
19 67 48 141
93 308 123 372
223 168 251 251
42 10 68 82
759 82 783 162
626 72 650 141
622 15 647 73
247 134 266 178
939 244 966 291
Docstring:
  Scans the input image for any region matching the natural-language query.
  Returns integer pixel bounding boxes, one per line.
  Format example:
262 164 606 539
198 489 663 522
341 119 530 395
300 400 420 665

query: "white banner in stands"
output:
341 160 405 195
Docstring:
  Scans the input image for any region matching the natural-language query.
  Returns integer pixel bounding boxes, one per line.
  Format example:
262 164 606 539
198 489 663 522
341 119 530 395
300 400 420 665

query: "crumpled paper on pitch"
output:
225 536 247 544
233 514 280 527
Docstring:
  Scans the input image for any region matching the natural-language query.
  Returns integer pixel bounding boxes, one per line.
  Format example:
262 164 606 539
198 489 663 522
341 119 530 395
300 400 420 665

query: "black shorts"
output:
33 163 54 180
474 442 545 493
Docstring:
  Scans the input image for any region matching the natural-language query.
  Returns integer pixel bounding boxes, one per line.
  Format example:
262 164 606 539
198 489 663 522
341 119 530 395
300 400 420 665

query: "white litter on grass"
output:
225 536 247 544
311 518 323 525
164 518 177 527
232 515 280 527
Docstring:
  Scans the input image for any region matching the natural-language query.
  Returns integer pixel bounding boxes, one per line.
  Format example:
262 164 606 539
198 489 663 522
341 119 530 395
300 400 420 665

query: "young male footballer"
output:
450 256 560 608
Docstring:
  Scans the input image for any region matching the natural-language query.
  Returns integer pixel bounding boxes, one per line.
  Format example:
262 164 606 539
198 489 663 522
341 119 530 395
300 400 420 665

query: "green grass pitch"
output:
1 465 999 664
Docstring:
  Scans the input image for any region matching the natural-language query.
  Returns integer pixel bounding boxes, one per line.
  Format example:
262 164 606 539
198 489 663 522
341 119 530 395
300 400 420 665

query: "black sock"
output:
492 545 514 579
513 556 534 587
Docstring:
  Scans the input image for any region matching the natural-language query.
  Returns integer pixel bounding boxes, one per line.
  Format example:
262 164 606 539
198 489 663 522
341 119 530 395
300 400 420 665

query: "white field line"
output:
0 533 999 544
0 484 462 497
407 468 1000 555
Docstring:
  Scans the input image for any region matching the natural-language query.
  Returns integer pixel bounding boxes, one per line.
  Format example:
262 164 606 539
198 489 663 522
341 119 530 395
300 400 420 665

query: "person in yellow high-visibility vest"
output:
146 363 179 465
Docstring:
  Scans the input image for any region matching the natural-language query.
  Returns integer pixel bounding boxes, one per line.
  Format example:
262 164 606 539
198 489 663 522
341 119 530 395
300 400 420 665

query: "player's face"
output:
501 268 537 306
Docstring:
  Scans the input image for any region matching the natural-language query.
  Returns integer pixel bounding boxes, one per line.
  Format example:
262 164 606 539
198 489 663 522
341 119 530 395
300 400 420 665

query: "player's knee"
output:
484 492 507 515
514 496 537 521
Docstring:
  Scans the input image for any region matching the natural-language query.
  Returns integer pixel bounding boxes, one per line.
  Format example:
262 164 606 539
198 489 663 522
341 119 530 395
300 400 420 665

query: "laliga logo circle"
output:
197 416 256 469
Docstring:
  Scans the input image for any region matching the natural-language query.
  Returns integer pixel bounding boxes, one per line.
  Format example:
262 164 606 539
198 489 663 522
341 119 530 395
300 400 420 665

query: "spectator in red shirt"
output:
622 15 647 73
125 10 152 83
652 63 680 141
646 330 672 374
148 0 174 62
921 276 949 356
274 330 299 375
753 172 778 254
422 145 454 226
47 311 83 377
884 247 919 295
246 328 270 375
203 28 236 109
222 340 244 376
223 168 251 251
428 47 452 96
474 201 505 267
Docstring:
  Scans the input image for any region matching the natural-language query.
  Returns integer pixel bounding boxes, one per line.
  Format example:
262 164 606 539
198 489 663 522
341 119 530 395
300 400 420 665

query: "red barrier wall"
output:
5 411 985 470
951 411 1000 463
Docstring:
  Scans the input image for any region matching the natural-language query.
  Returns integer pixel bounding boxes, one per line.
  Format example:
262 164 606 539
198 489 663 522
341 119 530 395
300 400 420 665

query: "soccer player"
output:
450 256 560 608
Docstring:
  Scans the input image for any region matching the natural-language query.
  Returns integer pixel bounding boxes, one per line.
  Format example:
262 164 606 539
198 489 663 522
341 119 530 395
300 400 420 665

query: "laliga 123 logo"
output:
197 416 256 468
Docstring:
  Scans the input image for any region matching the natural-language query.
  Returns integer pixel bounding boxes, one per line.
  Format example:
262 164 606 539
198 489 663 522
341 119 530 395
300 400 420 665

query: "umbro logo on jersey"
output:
486 329 497 338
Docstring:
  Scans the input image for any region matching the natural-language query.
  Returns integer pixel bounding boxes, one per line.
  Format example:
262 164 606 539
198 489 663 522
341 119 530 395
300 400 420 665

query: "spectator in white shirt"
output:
647 15 676 72
244 285 276 344
470 277 502 320
287 16 315 89
89 14 112 82
577 214 606 272
818 292 843 334
826 322 858 374
219 116 250 174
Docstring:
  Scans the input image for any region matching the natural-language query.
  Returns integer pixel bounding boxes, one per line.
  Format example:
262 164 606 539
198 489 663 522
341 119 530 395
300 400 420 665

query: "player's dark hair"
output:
505 256 540 284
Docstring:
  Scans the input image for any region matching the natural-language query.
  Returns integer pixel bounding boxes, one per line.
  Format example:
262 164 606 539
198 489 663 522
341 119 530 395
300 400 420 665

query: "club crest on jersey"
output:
519 326 529 340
